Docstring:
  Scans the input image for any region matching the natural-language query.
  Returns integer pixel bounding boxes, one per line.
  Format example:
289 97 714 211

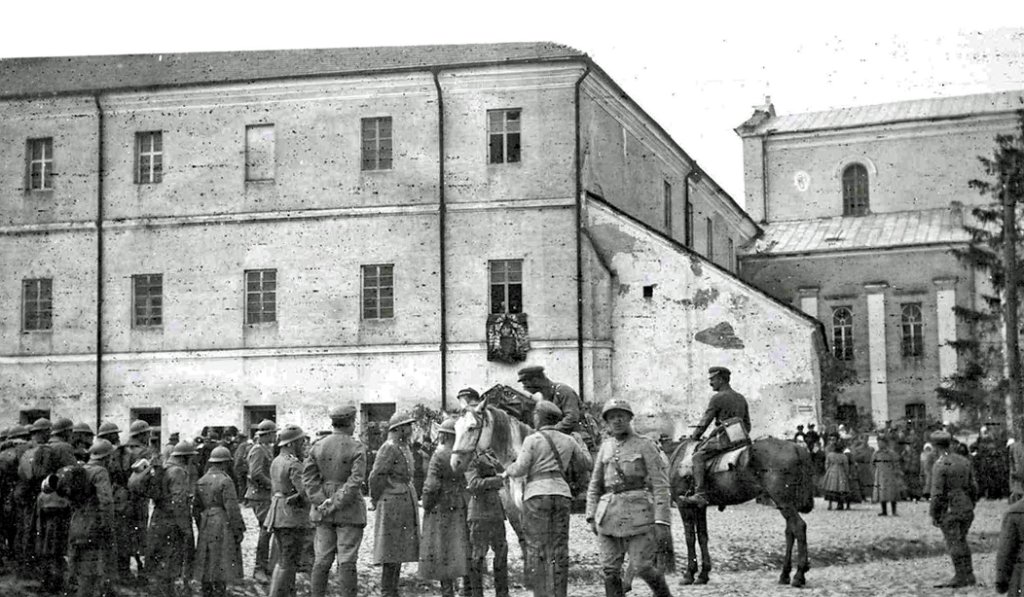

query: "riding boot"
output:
382 563 401 597
603 574 625 597
890 502 898 516
686 461 709 507
493 555 509 597
468 559 484 597
879 502 888 516
639 569 673 597
338 562 358 597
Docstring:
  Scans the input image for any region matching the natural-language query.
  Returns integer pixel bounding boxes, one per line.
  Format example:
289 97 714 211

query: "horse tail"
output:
794 442 815 514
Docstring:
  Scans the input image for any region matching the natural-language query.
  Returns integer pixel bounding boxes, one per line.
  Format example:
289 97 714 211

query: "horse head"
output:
451 397 492 472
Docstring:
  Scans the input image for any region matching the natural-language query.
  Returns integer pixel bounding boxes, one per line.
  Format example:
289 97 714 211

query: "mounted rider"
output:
683 367 751 507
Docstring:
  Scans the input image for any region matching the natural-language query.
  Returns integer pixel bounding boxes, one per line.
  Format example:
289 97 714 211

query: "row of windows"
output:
19 259 525 332
661 178 735 270
830 303 924 361
21 109 523 191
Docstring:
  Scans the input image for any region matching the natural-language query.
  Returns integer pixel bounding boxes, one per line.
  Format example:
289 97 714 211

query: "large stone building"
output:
0 44 822 440
737 90 1024 429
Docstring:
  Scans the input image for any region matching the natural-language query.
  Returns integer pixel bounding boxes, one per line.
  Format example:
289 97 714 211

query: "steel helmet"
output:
171 440 199 457
30 418 52 433
129 420 152 437
8 425 30 439
601 399 634 421
255 420 278 436
89 438 115 459
96 421 121 438
72 422 94 436
207 446 233 463
277 424 306 447
387 411 415 431
51 417 74 434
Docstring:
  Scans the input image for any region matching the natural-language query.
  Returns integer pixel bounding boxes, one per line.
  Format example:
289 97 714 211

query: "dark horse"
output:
668 437 815 587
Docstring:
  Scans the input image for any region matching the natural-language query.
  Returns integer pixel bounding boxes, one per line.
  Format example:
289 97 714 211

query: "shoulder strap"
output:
539 431 567 479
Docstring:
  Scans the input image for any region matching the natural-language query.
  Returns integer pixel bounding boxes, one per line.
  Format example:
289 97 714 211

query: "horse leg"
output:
780 505 809 588
506 512 530 589
678 505 698 585
696 506 711 584
779 509 795 585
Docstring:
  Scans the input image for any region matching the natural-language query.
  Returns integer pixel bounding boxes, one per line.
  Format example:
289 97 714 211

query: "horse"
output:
450 398 536 568
668 437 816 588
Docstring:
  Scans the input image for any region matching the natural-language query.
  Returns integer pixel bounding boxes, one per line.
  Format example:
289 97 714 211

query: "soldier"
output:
517 366 582 434
71 422 95 463
149 440 198 597
37 416 77 592
48 417 78 464
162 432 181 463
69 439 115 597
682 367 751 507
420 418 470 597
232 427 254 502
464 396 509 597
246 419 277 583
194 446 245 597
304 404 366 597
586 400 673 597
930 429 979 588
16 418 62 574
0 425 30 571
266 424 311 597
368 411 421 597
120 420 157 584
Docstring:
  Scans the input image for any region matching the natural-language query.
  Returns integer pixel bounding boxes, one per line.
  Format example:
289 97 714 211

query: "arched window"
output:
832 306 854 361
842 163 869 216
901 303 924 357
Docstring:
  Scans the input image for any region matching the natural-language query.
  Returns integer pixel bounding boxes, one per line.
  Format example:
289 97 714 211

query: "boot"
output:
382 563 401 597
639 570 673 597
338 562 358 597
934 554 968 588
684 462 709 507
468 559 484 597
493 555 509 597
603 574 625 597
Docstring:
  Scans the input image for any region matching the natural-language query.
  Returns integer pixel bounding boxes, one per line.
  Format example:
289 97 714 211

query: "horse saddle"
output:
677 443 750 479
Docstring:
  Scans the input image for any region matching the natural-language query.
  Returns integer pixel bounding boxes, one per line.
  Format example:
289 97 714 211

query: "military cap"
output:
930 430 953 447
388 411 416 431
89 438 115 459
329 404 357 420
255 420 278 436
51 417 74 434
517 366 546 381
96 421 121 438
207 446 233 463
316 430 331 437
277 424 306 447
438 418 457 436
0 428 7 441
457 388 480 404
601 399 634 420
129 420 152 437
534 400 562 421
30 418 52 433
9 424 30 439
708 366 731 377
171 440 199 456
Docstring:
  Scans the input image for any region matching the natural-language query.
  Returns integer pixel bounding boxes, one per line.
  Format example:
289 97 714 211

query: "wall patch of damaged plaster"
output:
695 321 745 349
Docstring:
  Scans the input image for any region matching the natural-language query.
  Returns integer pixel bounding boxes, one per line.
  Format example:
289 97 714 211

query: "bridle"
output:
452 408 486 456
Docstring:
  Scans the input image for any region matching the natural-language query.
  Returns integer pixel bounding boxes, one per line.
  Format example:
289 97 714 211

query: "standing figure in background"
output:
148 440 198 597
246 420 277 584
996 485 1024 595
266 425 311 597
193 446 245 597
1010 436 1024 505
464 430 509 597
900 441 922 501
69 439 115 597
121 420 157 584
71 423 94 463
822 442 851 511
517 366 583 435
873 438 902 516
921 443 937 501
930 430 979 588
36 417 76 592
419 419 470 597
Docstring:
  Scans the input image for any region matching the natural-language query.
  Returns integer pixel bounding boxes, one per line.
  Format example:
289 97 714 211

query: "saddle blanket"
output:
676 443 750 479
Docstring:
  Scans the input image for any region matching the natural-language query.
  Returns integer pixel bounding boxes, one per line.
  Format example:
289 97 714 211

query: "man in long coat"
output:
304 404 366 597
194 446 245 597
120 420 156 584
419 418 470 596
266 424 311 597
930 430 979 588
148 440 198 597
368 411 420 597
70 438 115 597
246 419 276 583
0 425 30 571
37 417 77 591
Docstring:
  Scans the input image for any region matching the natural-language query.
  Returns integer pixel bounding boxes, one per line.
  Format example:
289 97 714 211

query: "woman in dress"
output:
822 441 851 510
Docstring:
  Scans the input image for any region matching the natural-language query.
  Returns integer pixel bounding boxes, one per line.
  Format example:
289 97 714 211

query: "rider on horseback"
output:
683 367 751 508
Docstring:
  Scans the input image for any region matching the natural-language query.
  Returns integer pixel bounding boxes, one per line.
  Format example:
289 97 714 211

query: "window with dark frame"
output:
132 274 163 328
489 259 523 315
901 303 924 357
130 407 162 446
244 405 277 438
28 138 54 190
706 217 714 260
842 163 869 216
663 180 673 232
136 131 163 184
684 200 694 248
362 264 394 320
245 124 275 181
20 409 51 424
245 269 277 324
728 238 735 271
361 117 393 171
22 278 53 332
832 306 854 361
905 403 926 423
488 109 521 164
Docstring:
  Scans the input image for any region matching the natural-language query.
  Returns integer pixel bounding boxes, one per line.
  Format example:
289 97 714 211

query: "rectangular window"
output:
22 278 53 331
132 273 163 328
244 405 277 438
361 117 393 171
245 269 277 324
361 402 397 453
728 238 735 272
245 124 275 181
905 403 926 422
362 264 394 320
489 259 523 314
136 131 163 184
684 200 694 248
488 109 521 164
20 409 51 425
663 181 673 232
706 217 714 261
130 407 162 446
27 138 54 190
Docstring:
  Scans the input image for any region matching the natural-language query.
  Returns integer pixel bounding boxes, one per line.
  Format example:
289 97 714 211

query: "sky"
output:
2 1 1023 207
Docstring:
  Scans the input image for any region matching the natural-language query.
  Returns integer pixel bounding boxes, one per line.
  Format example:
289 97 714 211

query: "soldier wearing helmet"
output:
69 439 115 597
148 440 197 597
194 445 246 596
683 367 751 507
0 425 31 574
114 420 157 584
36 417 77 593
48 417 77 465
368 411 420 597
303 404 366 597
586 399 673 597
266 424 310 597
71 422 95 463
929 429 979 588
245 419 277 583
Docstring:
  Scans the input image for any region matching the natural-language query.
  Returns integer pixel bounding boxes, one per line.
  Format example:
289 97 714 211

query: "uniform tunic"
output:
873 448 903 503
119 438 154 560
148 459 195 580
193 468 245 583
419 444 470 579
303 430 366 569
930 451 978 562
997 497 1024 595
368 439 419 564
69 461 114 593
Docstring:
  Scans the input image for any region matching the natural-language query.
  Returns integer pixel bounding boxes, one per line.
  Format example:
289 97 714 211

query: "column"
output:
934 278 960 424
864 283 889 427
797 287 819 319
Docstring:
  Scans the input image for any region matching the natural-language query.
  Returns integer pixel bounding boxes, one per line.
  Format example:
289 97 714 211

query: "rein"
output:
453 409 485 455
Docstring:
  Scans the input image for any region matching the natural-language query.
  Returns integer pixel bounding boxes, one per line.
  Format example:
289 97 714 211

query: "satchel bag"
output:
539 431 591 497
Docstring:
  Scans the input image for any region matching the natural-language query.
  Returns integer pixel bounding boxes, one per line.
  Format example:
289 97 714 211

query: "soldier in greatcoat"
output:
69 438 115 597
930 430 979 588
194 446 245 597
303 404 366 597
997 489 1024 595
0 425 30 571
246 419 277 583
266 424 311 597
368 411 421 597
419 418 470 596
586 399 673 597
147 440 198 597
120 420 157 584
17 418 71 575
36 417 77 592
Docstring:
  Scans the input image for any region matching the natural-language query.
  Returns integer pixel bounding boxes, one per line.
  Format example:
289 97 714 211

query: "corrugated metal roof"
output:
0 43 584 98
750 89 1024 135
744 207 970 256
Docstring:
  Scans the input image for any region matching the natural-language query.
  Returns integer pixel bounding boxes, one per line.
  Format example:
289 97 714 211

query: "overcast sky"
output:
3 2 1023 206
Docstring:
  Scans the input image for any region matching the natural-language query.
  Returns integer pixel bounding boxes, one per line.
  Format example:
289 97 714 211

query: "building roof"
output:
743 207 970 257
0 42 584 98
740 89 1024 136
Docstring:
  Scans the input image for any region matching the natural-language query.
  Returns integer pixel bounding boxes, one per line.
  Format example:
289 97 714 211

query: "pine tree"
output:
940 108 1024 426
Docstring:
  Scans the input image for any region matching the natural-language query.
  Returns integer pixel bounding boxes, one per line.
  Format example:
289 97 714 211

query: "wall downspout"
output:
432 70 448 411
574 64 592 403
93 95 105 428
760 135 769 223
